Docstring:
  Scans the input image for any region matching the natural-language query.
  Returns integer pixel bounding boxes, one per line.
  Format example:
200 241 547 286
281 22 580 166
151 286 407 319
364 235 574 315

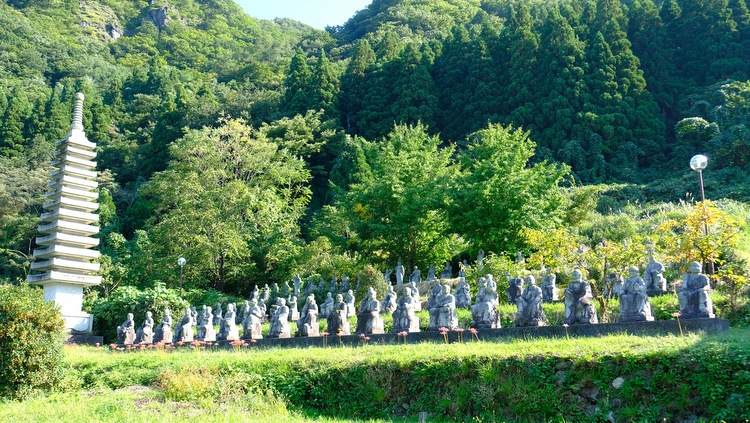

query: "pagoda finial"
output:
71 92 85 130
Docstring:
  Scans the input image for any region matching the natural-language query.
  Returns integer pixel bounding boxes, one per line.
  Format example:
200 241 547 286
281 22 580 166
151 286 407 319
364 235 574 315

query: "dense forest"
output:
1 0 749 296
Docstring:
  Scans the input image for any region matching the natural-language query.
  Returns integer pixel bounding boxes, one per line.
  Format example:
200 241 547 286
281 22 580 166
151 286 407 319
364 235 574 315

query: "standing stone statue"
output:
218 303 240 341
380 285 397 315
282 281 291 297
426 283 442 309
191 306 198 328
428 284 459 330
484 274 499 306
272 282 280 296
237 300 250 325
678 261 715 318
173 307 194 343
241 299 264 340
563 270 598 325
395 262 405 285
154 309 173 343
257 299 268 323
515 276 547 327
260 284 270 302
318 277 326 292
644 254 668 295
293 274 302 297
477 250 485 267
345 289 357 317
392 287 420 333
604 272 624 300
458 259 468 278
506 273 524 304
410 266 421 284
117 313 136 345
287 295 300 321
252 285 260 301
384 269 393 284
454 277 472 309
340 274 349 292
319 292 334 319
426 264 437 281
297 295 321 337
355 276 361 290
471 288 501 329
356 287 385 335
213 303 223 326
541 268 558 302
441 261 452 279
267 298 291 339
619 266 654 322
329 275 338 292
326 294 351 335
197 306 216 342
135 311 154 344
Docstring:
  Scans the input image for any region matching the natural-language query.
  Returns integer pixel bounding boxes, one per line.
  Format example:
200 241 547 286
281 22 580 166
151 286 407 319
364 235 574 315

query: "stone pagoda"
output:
27 93 102 336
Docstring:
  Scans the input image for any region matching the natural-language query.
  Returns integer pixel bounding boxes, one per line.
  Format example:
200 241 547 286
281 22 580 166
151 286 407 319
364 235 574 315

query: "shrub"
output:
0 283 65 399
354 265 389 304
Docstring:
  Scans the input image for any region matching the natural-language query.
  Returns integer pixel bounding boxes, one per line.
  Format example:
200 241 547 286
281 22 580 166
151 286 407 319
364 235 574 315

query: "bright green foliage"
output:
308 51 340 121
0 89 31 157
285 48 313 116
339 39 376 132
353 264 389 306
0 283 64 399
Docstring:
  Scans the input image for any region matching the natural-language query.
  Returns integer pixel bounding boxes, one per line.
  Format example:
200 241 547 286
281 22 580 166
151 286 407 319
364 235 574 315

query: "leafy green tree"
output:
340 39 376 131
43 86 68 143
284 48 312 116
309 50 340 121
0 89 31 157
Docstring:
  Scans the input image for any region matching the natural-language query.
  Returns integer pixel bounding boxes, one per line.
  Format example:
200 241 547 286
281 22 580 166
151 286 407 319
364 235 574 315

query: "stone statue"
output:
318 277 326 292
516 251 525 265
293 274 301 297
410 266 421 284
426 283 442 309
252 285 260 301
477 250 485 267
441 261 452 279
319 292 334 319
173 307 194 343
267 298 291 338
304 278 313 296
541 268 558 302
154 309 173 343
506 273 524 304
197 305 216 342
218 303 240 341
326 294 351 336
384 268 393 284
429 284 459 330
135 311 154 344
619 266 654 322
678 261 715 318
515 276 547 327
237 300 250 325
260 284 270 302
604 272 624 300
117 313 136 345
471 288 501 329
458 259 468 278
392 287 420 333
340 274 349 292
345 289 356 317
396 262 405 285
329 275 338 292
484 274 499 306
426 264 437 281
409 281 422 311
282 280 291 297
287 295 300 321
380 285 397 315
212 303 223 326
297 295 320 337
454 277 472 309
257 299 267 323
563 270 598 325
644 254 668 295
241 299 264 340
355 287 385 335
191 306 198 327
355 276 361 290
272 282 279 295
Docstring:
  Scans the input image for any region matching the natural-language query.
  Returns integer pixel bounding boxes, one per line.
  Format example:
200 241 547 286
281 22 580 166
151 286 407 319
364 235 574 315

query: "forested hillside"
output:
1 0 749 295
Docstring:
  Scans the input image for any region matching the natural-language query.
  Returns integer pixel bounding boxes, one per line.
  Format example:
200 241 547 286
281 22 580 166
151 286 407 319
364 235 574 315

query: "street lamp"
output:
178 257 186 298
690 154 713 274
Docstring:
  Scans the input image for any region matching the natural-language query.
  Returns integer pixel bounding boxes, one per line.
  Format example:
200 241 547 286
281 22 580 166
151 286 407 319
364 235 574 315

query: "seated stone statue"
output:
380 285 397 315
212 303 223 326
428 284 459 331
260 285 270 302
297 295 321 337
356 287 385 335
241 299 264 340
541 268 558 302
257 299 268 323
173 307 194 343
319 292 334 319
506 274 524 304
426 283 442 309
135 311 154 344
154 309 173 343
454 277 472 309
287 295 300 322
619 266 654 322
392 287 420 333
117 313 136 345
603 272 624 300
409 281 422 311
471 288 501 329
410 266 421 284
563 270 598 325
441 261 452 279
191 306 198 327
345 290 356 317
340 274 349 292
237 300 250 325
329 275 338 292
217 303 240 341
196 305 216 342
426 264 437 281
267 298 291 338
326 294 351 336
645 254 668 295
514 276 547 327
678 261 715 318
485 274 499 306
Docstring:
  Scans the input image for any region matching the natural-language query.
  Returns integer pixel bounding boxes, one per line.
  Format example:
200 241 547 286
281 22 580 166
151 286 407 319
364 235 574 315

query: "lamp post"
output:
689 154 713 274
178 257 186 298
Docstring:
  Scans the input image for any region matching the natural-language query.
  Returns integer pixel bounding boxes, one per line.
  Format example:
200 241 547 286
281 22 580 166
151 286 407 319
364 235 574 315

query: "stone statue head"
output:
368 287 377 300
306 295 315 305
250 299 257 307
277 297 286 306
414 266 418 270
572 269 583 282
441 284 450 295
327 292 332 299
206 306 212 315
184 307 191 316
689 261 702 274
164 309 171 316
348 289 353 296
628 266 639 277
403 287 412 296
336 294 343 303
525 275 536 286
146 311 152 318
127 313 134 320
478 277 486 287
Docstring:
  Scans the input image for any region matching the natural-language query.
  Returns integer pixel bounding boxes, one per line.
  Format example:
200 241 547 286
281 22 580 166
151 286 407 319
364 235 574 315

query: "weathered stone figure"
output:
252 285 260 301
117 313 136 345
345 289 357 317
541 268 558 302
327 294 351 335
678 261 715 318
154 309 173 343
441 261 452 279
135 311 154 344
454 277 472 309
563 270 598 325
272 282 280 295
515 276 547 327
319 292 334 319
392 287 420 333
484 274 499 306
356 287 385 335
329 275 338 292
293 274 301 297
619 267 654 322
506 273 524 304
477 249 485 267
340 274 349 292
409 281 422 311
197 305 216 342
212 303 223 326
429 284 459 330
396 262 405 285
191 306 198 327
384 268 392 284
426 283 442 309
241 299 264 340
237 300 250 325
471 288 501 329
287 295 300 321
267 298 291 339
426 264 437 281
217 303 240 341
260 284 270 302
318 277 326 291
380 285 397 315
458 259 468 278
304 278 314 296
282 280 291 297
644 254 668 295
297 295 320 337
173 307 194 343
410 266 421 284
604 272 624 300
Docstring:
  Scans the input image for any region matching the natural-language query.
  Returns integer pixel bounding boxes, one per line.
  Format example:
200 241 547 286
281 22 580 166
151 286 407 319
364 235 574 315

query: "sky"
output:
236 0 374 30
